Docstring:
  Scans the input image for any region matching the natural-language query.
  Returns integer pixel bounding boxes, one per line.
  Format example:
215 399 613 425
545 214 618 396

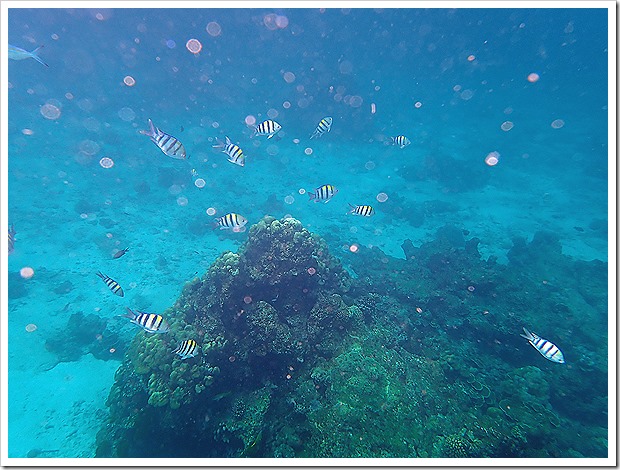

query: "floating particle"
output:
284 195 295 205
25 323 37 333
349 244 359 253
123 76 136 87
106 233 113 239
467 54 476 61
416 307 423 314
65 92 74 100
263 13 278 30
467 285 475 292
177 196 188 206
194 178 206 188
166 39 176 49
304 148 313 155
339 60 353 74
349 226 358 233
51 33 59 40
229 355 236 362
365 161 376 170
460 89 474 100
376 192 388 202
551 119 565 129
414 101 422 108
40 103 61 120
276 15 289 29
244 115 256 126
453 84 462 92
206 21 221 36
20 267 35 279
501 121 514 131
211 121 219 129
168 184 182 195
504 107 513 115
118 107 135 121
283 101 291 109
80 213 89 219
298 188 306 195
186 38 202 54
109 348 116 354
370 103 376 114
283 71 295 83
374 85 380 91
243 296 252 304
267 108 279 119
206 207 216 216
527 72 540 83
83 117 100 132
485 151 500 166
307 267 316 275
22 129 34 136
99 157 114 168
349 95 363 108
286 374 292 380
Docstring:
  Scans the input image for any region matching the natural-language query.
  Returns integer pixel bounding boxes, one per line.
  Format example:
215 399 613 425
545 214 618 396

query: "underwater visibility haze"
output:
5 6 611 460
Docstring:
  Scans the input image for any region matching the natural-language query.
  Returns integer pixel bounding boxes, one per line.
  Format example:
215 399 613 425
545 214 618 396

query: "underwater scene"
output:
5 6 610 461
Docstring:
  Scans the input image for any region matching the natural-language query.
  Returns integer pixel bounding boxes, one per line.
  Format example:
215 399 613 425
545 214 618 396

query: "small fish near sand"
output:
123 307 170 334
213 213 248 230
308 184 338 204
347 204 375 217
212 136 245 167
388 135 411 149
172 339 198 360
251 119 281 139
9 44 49 67
96 271 124 297
520 327 565 364
140 119 187 159
8 225 16 255
113 247 129 259
310 117 333 139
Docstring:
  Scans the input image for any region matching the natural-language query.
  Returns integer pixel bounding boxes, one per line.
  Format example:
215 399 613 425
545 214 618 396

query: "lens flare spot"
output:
99 157 114 169
186 38 202 54
376 192 388 203
25 323 37 333
194 178 206 188
123 76 136 87
20 267 35 279
206 207 216 216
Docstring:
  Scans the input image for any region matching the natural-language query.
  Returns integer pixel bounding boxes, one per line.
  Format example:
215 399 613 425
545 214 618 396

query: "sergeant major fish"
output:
251 119 281 139
347 204 375 217
140 119 187 159
96 271 124 297
389 135 411 149
310 117 333 139
308 184 338 203
123 307 170 334
520 327 565 364
8 225 16 255
173 339 198 359
212 136 245 167
9 44 48 67
213 213 248 230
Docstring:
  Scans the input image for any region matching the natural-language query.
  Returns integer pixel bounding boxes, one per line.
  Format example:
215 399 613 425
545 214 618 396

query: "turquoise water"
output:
7 7 609 460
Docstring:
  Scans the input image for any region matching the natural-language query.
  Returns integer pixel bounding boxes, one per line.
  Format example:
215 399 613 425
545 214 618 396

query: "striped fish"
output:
213 136 245 167
520 327 565 364
348 204 375 217
310 117 333 139
214 213 248 230
8 225 16 255
9 44 48 67
140 119 186 159
123 307 170 334
390 135 411 149
172 339 198 360
96 271 124 297
251 119 281 139
308 184 338 204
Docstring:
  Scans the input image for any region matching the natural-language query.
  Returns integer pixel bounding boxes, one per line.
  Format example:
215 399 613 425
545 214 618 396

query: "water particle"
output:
485 151 500 166
365 161 376 170
22 129 34 136
194 178 206 188
20 267 35 279
118 107 136 121
276 15 289 29
349 95 363 108
304 148 313 155
206 21 221 37
307 267 316 275
286 374 292 380
453 84 462 92
25 323 38 333
370 102 376 114
228 355 236 362
349 244 359 253
40 103 61 120
176 196 189 206
283 101 291 109
527 72 540 83
166 39 176 49
460 89 474 100
414 101 422 108
500 121 514 131
467 54 476 61
551 119 565 129
206 207 217 216
267 108 279 119
416 307 423 314
186 38 202 54
80 213 89 219
123 76 136 87
376 192 388 202
109 348 116 354
284 195 295 205
298 188 306 195
244 115 256 126
283 71 296 83
243 296 252 304
467 285 475 292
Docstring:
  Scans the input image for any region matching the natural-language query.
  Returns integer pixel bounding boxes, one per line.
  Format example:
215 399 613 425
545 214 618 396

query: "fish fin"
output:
308 192 316 201
31 45 48 67
139 119 156 138
122 308 136 320
250 128 257 138
347 203 356 214
520 327 533 341
225 136 232 145
96 271 105 279
212 138 225 149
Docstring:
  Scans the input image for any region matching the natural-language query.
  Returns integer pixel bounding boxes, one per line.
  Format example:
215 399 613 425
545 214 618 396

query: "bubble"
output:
298 188 306 195
527 72 540 83
118 107 135 121
551 119 565 129
99 157 114 168
467 54 476 61
22 129 34 135
267 108 279 119
283 71 296 83
123 75 136 87
304 148 313 155
283 101 291 109
500 121 514 131
244 115 256 127
485 151 500 166
349 244 359 253
186 38 202 54
25 323 37 333
365 161 376 170
206 21 221 36
460 89 474 100
177 196 188 206
349 95 363 108
307 267 316 275
40 103 61 120
376 192 388 202
194 178 206 188
339 60 353 74
243 296 252 304
284 195 295 204
206 207 217 216
20 267 35 279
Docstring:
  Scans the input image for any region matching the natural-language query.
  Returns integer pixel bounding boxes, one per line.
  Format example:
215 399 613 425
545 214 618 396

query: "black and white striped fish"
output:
347 204 375 217
389 135 411 149
310 117 333 139
308 184 338 203
123 307 170 334
8 225 16 255
96 271 124 297
213 136 245 166
251 119 281 139
140 119 187 159
520 327 565 364
172 339 198 359
213 212 248 230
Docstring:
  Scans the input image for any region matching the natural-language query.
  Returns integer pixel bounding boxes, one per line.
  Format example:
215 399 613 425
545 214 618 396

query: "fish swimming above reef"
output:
9 44 48 66
140 119 186 159
113 247 129 259
8 225 16 255
388 135 411 149
520 327 565 364
310 117 333 139
172 339 198 359
251 119 281 139
123 307 170 334
308 184 338 203
213 213 248 230
347 204 375 217
212 136 245 167
96 271 124 297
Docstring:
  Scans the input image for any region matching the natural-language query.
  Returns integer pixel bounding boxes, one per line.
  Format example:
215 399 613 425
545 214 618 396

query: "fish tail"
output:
139 119 156 138
347 203 356 214
212 137 225 149
96 271 105 280
520 326 534 341
123 307 137 320
31 45 48 67
308 192 316 201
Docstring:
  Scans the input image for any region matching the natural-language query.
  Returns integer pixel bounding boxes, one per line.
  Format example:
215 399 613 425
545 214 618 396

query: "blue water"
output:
6 7 609 460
